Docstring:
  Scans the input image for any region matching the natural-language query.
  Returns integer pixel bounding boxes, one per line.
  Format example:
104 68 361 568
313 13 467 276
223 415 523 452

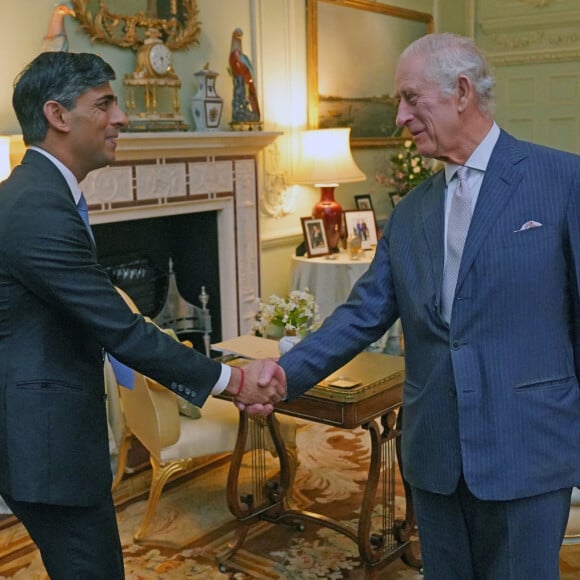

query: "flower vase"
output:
279 333 301 355
265 324 284 340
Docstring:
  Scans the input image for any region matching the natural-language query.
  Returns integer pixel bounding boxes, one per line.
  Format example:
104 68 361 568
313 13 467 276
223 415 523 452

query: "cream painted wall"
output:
476 0 580 155
0 1 255 133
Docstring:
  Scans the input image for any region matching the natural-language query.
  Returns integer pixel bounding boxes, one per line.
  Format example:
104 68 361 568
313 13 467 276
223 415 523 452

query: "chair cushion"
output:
161 397 239 462
159 398 297 463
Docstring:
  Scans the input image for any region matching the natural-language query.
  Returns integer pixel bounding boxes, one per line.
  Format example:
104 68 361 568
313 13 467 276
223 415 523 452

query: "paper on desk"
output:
212 335 281 359
328 378 362 389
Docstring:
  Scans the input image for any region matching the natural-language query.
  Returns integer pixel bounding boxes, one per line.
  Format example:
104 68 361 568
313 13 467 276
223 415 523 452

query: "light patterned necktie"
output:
77 193 95 243
441 166 472 322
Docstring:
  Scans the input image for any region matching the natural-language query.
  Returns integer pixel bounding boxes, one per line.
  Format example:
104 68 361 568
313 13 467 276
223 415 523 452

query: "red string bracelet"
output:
234 367 246 397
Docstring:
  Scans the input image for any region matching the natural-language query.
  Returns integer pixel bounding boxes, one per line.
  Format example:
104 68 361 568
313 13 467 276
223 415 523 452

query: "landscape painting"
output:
307 0 433 147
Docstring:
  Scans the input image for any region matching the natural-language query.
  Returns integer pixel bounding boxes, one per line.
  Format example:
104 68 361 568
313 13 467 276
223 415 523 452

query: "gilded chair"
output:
563 488 580 545
107 287 297 543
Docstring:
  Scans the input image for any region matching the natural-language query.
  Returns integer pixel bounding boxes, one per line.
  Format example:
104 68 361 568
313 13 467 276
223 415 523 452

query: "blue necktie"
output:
76 193 95 243
76 193 135 389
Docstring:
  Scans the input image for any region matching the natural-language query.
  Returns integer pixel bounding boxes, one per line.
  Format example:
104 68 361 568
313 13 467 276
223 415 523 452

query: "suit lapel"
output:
455 132 527 294
420 171 446 310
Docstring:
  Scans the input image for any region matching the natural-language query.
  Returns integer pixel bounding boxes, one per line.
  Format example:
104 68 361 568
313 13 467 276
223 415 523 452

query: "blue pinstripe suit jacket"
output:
280 130 580 500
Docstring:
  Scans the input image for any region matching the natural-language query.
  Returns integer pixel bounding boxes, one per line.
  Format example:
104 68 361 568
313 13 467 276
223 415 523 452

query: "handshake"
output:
223 359 286 416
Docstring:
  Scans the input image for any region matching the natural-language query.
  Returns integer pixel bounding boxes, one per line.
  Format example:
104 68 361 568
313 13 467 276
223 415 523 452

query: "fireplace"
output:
81 131 281 340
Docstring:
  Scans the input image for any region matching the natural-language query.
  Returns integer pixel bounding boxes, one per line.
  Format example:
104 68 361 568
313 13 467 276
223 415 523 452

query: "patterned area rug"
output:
1 420 580 579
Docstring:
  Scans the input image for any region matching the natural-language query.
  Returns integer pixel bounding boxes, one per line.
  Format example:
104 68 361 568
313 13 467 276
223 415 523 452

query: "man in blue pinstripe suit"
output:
264 34 580 578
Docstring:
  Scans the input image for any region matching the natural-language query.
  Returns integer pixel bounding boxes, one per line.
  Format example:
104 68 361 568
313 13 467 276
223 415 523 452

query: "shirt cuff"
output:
211 363 231 396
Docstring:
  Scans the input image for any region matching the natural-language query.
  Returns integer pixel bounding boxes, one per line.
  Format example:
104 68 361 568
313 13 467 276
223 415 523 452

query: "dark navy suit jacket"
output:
280 130 580 501
0 150 222 506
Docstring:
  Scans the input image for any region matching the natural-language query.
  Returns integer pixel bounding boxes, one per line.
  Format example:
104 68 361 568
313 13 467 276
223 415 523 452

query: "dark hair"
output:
13 52 116 146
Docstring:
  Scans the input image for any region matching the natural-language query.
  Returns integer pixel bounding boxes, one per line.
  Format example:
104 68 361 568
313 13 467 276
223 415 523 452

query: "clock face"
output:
149 43 171 75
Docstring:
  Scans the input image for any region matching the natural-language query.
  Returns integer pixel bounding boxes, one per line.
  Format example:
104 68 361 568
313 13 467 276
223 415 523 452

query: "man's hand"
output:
224 359 286 416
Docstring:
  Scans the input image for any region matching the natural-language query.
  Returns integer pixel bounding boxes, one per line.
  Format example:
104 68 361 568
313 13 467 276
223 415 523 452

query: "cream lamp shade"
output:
292 128 365 186
292 128 365 252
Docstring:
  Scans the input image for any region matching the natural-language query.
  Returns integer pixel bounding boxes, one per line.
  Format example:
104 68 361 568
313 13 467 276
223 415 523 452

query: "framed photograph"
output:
306 0 432 147
354 194 373 210
344 209 378 250
301 217 331 258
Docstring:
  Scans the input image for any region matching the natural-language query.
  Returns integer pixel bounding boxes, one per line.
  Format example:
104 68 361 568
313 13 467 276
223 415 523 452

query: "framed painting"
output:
301 217 331 258
344 209 378 250
354 193 373 210
306 0 433 148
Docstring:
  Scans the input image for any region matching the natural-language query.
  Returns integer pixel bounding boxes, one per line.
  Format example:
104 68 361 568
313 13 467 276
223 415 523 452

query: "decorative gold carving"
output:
71 0 201 50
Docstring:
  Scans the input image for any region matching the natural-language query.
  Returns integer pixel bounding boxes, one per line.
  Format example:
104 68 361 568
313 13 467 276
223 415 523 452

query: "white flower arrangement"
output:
376 139 438 206
254 289 320 337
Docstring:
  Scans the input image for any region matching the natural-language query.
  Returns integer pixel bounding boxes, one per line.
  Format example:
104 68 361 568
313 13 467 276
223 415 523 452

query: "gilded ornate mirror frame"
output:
71 0 201 50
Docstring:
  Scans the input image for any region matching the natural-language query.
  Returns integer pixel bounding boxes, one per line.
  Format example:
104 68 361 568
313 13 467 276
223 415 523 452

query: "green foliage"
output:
376 140 437 205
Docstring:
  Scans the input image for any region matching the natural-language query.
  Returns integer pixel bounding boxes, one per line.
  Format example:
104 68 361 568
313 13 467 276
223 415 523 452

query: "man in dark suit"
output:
249 34 580 579
0 52 285 579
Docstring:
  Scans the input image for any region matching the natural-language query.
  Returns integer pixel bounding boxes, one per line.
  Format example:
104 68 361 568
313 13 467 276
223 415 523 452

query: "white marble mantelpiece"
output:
81 131 281 339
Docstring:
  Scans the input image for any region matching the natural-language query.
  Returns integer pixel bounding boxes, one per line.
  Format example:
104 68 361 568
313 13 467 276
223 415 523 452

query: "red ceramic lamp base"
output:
313 186 342 252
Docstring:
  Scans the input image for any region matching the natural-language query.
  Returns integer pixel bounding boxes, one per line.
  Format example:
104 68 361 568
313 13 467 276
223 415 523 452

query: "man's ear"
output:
43 100 71 134
456 75 472 113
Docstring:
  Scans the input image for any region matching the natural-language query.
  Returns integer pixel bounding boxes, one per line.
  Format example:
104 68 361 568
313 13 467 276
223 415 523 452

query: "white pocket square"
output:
514 220 543 233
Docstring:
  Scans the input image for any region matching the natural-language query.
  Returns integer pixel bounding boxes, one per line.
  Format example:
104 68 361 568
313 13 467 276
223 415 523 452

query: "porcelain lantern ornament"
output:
191 65 224 131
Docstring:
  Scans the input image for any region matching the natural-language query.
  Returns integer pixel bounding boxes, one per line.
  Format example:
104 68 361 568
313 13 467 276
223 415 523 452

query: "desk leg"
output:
394 407 422 570
218 407 420 576
358 408 421 576
217 411 296 570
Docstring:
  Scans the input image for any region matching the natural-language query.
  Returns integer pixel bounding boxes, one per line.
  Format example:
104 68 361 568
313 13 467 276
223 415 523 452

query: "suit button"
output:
451 341 460 350
184 388 191 396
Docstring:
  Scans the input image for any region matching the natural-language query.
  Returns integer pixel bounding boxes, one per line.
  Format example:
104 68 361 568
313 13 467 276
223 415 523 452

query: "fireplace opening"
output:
94 211 222 351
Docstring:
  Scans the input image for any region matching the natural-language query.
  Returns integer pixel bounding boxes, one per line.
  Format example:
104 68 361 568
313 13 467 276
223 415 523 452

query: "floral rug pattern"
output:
2 420 580 579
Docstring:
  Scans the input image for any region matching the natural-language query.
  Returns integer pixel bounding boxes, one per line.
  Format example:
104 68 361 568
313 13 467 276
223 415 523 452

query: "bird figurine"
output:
228 27 261 124
41 3 75 53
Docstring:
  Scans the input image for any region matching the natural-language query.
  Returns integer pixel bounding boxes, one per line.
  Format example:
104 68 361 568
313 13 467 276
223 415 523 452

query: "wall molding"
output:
480 8 580 65
480 10 580 32
261 230 304 249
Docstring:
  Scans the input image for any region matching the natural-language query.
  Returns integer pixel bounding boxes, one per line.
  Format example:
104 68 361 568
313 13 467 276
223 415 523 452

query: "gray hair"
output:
400 33 495 115
13 52 116 146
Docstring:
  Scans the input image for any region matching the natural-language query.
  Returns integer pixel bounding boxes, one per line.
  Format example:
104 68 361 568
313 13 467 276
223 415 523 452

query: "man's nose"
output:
396 101 411 128
113 103 128 128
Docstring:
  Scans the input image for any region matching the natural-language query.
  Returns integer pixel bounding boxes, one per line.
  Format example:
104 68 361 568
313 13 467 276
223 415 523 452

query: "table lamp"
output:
292 128 366 252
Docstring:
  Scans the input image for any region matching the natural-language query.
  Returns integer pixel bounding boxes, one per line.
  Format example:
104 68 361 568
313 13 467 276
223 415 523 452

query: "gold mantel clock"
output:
124 28 188 131
71 1 203 132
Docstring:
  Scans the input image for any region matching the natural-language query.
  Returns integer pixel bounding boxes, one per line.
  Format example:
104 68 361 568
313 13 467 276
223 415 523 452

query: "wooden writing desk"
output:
213 336 420 577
